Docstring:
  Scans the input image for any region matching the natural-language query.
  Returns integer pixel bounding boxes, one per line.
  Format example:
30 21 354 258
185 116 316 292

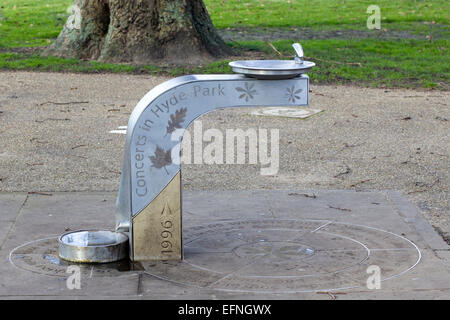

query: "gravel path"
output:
0 71 448 241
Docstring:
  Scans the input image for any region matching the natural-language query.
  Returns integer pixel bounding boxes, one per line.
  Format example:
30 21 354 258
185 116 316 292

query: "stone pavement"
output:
0 190 449 299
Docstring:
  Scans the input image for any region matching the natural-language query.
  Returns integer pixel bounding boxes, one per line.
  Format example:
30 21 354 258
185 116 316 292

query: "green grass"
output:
206 0 449 29
0 52 139 72
0 0 448 89
0 0 73 48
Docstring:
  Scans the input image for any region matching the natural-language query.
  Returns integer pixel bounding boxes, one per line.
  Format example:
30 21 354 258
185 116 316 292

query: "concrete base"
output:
1 190 449 299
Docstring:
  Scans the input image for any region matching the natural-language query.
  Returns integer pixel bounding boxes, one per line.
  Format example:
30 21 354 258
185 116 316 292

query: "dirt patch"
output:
218 26 447 42
0 47 43 55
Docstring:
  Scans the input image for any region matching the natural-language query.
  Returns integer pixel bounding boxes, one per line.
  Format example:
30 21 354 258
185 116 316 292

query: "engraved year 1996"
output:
160 204 173 255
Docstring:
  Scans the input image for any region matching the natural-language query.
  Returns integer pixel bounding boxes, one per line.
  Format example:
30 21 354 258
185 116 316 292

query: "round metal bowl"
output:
229 60 315 79
58 230 129 263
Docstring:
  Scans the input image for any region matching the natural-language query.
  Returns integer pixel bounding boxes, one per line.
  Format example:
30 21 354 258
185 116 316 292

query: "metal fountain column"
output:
115 44 315 261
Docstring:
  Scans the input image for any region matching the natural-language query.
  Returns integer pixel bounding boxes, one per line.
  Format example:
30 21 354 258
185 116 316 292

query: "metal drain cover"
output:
251 107 323 119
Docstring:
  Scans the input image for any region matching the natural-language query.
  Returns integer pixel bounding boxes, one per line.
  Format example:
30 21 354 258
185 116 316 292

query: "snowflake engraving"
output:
236 83 257 102
285 86 303 103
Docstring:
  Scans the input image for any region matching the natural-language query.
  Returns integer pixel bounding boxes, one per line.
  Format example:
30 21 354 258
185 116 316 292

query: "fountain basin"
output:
58 230 128 263
229 60 315 79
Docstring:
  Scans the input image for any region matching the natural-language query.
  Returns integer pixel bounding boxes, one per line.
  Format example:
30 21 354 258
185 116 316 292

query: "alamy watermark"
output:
66 265 81 290
367 5 381 30
366 265 381 289
66 4 81 30
170 120 280 175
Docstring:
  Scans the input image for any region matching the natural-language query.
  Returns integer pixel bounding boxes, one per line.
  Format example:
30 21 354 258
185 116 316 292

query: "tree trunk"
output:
44 0 233 64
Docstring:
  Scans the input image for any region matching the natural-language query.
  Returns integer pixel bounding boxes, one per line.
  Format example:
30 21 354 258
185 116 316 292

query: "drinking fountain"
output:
58 43 315 263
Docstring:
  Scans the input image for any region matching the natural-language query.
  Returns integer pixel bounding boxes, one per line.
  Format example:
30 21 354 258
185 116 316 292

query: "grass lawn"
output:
207 0 449 30
0 0 448 89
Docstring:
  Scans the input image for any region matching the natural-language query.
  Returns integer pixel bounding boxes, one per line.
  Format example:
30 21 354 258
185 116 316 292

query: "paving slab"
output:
0 193 27 250
0 190 448 299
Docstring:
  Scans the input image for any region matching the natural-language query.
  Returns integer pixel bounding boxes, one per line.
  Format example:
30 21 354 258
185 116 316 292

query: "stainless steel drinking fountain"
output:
58 43 315 263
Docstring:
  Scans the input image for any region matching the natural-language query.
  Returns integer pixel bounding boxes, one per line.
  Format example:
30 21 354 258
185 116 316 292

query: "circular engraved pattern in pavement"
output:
9 219 421 293
142 219 421 293
9 237 142 278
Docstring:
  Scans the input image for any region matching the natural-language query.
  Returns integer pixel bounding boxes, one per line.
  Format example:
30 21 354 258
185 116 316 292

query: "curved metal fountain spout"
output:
292 43 304 64
116 44 315 261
